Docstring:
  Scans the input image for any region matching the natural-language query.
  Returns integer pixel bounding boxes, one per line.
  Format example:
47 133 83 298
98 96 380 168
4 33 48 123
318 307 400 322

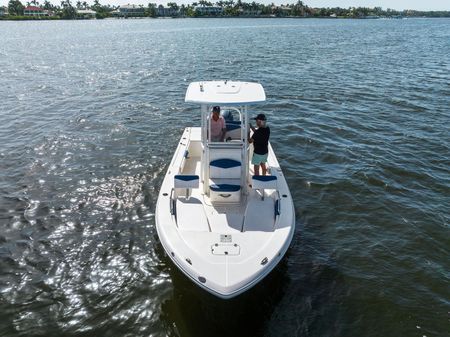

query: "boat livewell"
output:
155 81 295 299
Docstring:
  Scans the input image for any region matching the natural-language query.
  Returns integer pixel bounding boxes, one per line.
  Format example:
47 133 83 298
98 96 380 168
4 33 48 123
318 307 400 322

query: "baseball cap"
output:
253 113 267 121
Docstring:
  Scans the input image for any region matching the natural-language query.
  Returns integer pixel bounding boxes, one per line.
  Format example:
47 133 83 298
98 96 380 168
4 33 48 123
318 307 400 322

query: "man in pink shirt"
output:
210 106 226 142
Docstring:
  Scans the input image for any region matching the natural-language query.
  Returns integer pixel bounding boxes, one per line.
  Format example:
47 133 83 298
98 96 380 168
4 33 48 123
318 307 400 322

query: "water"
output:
0 18 449 337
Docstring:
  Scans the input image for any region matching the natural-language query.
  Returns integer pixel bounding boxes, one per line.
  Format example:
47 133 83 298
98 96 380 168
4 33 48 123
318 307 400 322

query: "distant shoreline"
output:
2 1 450 21
1 16 450 21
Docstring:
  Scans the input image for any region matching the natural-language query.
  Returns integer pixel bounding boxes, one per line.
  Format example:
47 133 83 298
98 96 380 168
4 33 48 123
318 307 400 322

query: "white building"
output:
77 9 97 19
117 4 145 17
195 6 223 16
0 6 7 16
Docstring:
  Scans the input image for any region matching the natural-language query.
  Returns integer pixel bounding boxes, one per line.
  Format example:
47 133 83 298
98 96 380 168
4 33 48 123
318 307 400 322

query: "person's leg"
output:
260 162 267 175
254 165 260 176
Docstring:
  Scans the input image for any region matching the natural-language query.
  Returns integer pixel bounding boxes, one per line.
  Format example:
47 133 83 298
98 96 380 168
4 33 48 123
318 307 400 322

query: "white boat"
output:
155 80 295 299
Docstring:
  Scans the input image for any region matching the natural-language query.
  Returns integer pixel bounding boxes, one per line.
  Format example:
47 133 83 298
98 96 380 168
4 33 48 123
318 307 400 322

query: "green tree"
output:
198 0 212 7
292 0 306 16
60 0 76 18
91 0 101 11
167 2 178 10
90 0 111 19
8 0 24 15
146 2 156 17
42 0 53 10
186 5 196 16
179 4 187 16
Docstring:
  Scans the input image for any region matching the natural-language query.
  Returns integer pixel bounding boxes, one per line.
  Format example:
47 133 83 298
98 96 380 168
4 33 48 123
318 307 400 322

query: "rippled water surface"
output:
0 18 449 337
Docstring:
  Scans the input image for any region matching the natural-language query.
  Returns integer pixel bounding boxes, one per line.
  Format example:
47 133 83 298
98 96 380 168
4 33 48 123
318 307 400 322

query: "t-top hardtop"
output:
185 81 266 106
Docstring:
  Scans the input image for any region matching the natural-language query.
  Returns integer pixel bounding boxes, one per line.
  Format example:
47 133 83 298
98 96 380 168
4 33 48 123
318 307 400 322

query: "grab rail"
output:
207 142 243 149
169 188 176 218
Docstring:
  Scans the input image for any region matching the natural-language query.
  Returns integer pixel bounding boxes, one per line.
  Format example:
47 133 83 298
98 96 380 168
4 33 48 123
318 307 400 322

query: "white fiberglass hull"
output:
155 127 295 299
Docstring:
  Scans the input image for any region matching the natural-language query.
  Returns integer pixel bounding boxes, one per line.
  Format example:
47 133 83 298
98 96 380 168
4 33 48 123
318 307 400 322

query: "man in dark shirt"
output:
249 114 270 176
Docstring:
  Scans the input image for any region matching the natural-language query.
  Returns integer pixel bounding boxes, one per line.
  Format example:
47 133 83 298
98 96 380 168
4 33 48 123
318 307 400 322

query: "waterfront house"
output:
194 6 223 16
157 5 178 17
24 6 45 16
278 6 292 16
239 8 262 16
76 9 97 19
115 4 145 17
270 5 292 16
0 6 7 17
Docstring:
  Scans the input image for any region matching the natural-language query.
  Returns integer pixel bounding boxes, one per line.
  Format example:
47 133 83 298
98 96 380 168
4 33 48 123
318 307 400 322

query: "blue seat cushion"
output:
226 124 241 131
174 174 199 181
210 158 241 169
210 184 241 192
252 175 277 182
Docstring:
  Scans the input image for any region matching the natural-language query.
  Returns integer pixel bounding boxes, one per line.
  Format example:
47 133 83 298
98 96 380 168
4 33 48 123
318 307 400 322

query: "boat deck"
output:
156 82 295 298
176 146 280 235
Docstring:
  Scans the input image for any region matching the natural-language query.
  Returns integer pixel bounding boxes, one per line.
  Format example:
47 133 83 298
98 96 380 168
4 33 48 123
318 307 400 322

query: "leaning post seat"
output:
252 175 278 200
174 175 200 199
209 158 241 202
173 174 210 232
225 121 241 140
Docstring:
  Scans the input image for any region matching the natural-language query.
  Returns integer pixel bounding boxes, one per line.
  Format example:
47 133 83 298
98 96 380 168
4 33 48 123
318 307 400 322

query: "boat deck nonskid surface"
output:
179 154 277 235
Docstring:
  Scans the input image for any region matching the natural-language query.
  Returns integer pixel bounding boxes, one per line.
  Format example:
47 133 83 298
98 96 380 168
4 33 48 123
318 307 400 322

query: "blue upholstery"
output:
210 159 241 169
210 184 241 192
253 175 277 182
174 175 198 181
226 124 241 131
174 175 199 189
252 175 278 191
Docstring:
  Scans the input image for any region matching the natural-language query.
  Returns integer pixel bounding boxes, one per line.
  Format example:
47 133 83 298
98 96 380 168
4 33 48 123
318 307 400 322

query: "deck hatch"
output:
211 243 240 255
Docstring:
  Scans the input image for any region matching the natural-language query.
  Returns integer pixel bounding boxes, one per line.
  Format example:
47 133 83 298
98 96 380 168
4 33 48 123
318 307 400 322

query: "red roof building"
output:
24 6 44 16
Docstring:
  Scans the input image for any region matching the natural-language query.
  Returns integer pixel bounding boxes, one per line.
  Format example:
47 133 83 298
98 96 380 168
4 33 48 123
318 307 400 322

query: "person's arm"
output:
220 118 226 142
248 123 255 143
249 127 259 144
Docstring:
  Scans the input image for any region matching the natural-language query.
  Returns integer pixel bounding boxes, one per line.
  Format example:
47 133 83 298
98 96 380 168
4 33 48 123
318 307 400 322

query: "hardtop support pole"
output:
201 104 208 195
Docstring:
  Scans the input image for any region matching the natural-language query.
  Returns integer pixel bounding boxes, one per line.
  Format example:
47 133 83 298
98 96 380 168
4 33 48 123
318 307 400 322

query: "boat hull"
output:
155 127 295 299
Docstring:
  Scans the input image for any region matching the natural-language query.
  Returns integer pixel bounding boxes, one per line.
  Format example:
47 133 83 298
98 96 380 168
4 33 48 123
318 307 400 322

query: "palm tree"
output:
60 0 76 18
167 2 178 10
92 0 100 11
198 0 211 7
43 0 52 9
8 0 25 15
